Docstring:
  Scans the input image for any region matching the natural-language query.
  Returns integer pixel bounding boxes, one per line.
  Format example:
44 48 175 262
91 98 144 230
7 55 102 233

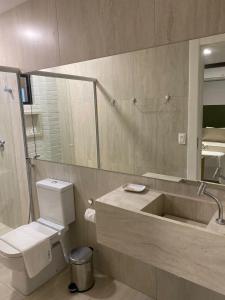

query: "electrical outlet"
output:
178 133 186 145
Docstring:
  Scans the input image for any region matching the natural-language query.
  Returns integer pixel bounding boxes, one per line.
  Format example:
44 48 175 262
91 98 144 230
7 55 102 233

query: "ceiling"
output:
0 0 28 14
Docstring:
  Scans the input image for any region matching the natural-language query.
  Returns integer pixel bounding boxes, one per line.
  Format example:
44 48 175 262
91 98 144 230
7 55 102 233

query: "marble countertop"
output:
96 186 162 212
96 185 225 236
96 185 225 296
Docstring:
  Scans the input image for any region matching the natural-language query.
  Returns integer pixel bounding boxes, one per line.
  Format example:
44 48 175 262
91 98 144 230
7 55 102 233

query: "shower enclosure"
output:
0 68 29 233
0 67 99 235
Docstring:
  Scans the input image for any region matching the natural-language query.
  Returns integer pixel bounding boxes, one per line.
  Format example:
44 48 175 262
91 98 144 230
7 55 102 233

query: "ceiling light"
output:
203 48 212 56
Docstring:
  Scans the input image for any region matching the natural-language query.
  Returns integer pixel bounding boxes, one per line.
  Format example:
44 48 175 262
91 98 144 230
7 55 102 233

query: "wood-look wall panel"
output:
0 10 21 68
155 0 225 45
1 0 225 71
15 0 60 72
109 0 155 54
56 0 155 65
0 0 60 71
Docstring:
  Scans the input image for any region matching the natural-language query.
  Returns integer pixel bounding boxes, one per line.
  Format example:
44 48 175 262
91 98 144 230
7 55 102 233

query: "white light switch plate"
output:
178 133 186 145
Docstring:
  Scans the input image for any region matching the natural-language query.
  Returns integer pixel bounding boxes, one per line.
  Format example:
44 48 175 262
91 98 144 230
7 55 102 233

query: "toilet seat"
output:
0 220 65 259
0 240 20 258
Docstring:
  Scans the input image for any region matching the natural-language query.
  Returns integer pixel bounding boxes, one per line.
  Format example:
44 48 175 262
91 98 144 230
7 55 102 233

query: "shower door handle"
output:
0 139 5 151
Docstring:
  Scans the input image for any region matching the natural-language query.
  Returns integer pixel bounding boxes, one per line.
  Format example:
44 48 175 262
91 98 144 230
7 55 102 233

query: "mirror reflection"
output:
22 34 225 186
25 41 188 180
24 75 98 168
202 42 225 184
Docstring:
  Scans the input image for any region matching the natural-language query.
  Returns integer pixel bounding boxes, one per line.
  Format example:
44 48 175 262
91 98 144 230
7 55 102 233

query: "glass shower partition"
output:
0 68 30 233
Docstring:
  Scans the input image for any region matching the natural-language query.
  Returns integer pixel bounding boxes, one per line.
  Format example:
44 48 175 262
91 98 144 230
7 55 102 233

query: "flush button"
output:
51 180 58 184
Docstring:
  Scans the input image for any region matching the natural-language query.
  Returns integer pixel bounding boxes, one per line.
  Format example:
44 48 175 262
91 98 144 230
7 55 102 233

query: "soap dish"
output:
123 183 146 193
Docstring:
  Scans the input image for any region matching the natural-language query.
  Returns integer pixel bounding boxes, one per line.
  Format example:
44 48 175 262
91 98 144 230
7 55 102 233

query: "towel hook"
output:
165 95 171 103
88 199 95 207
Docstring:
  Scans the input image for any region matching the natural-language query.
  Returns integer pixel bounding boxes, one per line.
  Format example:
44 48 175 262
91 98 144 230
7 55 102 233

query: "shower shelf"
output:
26 132 42 139
24 111 41 115
24 111 43 140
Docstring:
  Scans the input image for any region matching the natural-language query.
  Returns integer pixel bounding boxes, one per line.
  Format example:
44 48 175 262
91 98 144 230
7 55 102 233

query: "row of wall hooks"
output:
109 95 172 106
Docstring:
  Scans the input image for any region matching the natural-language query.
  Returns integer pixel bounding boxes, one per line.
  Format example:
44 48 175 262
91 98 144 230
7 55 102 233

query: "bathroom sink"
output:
141 194 216 228
96 186 225 295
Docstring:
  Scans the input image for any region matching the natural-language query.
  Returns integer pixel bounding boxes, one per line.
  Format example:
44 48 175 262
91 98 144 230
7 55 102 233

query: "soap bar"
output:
123 183 146 193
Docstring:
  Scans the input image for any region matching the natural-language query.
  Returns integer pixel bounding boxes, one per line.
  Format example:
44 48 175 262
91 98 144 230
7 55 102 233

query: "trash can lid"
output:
69 247 93 265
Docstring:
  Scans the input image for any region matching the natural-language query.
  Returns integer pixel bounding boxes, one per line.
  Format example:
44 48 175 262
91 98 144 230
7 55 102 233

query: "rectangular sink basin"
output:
141 194 216 228
96 187 225 295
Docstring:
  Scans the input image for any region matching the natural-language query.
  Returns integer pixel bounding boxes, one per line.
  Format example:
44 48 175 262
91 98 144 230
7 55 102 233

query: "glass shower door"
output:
0 70 29 233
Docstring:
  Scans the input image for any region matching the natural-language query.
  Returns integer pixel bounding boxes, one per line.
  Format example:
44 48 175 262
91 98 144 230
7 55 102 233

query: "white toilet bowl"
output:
0 219 68 295
0 219 65 269
0 178 75 295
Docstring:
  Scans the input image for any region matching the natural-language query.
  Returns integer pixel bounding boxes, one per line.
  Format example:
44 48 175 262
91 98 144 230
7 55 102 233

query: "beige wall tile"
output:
0 0 60 71
155 0 225 45
0 10 21 68
56 0 155 65
16 0 60 72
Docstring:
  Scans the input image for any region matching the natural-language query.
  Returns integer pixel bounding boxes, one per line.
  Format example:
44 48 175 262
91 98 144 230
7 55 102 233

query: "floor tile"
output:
0 264 153 300
0 282 24 300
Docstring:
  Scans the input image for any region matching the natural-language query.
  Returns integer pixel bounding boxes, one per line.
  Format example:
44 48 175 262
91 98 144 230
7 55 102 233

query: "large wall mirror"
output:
23 33 225 186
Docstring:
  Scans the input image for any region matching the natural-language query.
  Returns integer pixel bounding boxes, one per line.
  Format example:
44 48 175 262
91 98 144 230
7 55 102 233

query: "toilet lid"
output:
0 222 58 258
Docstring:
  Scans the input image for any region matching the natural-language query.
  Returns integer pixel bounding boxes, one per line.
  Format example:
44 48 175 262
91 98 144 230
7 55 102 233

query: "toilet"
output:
0 178 75 295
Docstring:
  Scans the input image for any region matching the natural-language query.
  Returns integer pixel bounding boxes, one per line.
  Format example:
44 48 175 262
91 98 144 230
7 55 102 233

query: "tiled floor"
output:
0 262 153 300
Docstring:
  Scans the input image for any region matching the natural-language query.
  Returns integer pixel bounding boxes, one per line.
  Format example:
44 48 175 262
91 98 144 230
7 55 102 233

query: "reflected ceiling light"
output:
22 28 41 40
203 48 212 56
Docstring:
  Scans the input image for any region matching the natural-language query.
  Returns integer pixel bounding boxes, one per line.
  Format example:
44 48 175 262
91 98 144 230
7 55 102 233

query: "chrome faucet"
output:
198 182 225 225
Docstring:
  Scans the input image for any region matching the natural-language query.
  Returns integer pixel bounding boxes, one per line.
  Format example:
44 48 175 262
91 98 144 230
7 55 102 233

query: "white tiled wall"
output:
25 75 97 168
25 76 62 162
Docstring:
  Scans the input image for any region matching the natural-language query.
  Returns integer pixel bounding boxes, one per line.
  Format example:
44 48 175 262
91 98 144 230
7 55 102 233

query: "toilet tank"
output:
36 178 75 226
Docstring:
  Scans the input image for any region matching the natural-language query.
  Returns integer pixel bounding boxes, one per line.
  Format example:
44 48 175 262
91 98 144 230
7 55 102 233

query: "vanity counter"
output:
96 186 225 296
96 187 162 212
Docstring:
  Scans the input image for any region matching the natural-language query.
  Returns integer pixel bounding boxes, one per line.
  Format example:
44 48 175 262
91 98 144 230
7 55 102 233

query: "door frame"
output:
187 33 225 180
